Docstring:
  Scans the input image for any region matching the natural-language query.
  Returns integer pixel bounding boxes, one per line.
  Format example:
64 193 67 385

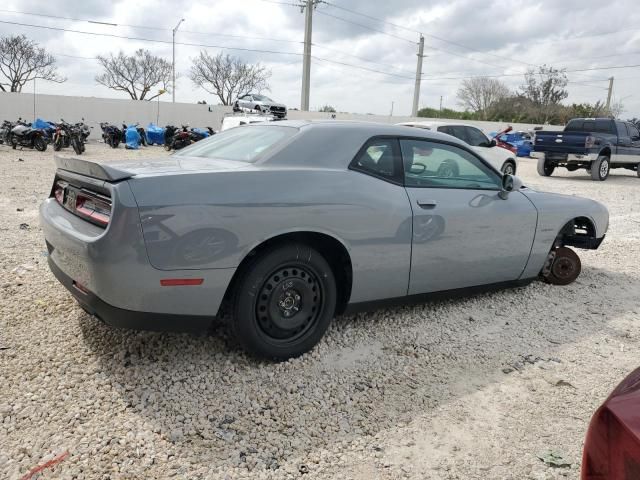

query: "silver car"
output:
233 93 287 118
40 121 608 359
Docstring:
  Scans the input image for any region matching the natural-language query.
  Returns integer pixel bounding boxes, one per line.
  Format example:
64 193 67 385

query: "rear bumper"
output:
40 194 236 320
49 256 213 333
532 152 599 162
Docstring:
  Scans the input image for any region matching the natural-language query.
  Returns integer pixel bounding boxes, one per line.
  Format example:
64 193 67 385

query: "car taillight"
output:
585 135 595 149
53 181 66 204
75 192 111 227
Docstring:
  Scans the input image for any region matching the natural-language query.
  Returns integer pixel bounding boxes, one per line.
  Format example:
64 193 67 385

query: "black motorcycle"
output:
164 125 191 151
100 123 122 148
0 120 15 145
9 120 47 151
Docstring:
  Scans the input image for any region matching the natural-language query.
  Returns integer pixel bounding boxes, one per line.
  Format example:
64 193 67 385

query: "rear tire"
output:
537 157 554 176
636 163 640 178
590 156 610 181
232 243 337 360
53 137 62 151
437 160 459 178
501 160 516 175
34 136 47 152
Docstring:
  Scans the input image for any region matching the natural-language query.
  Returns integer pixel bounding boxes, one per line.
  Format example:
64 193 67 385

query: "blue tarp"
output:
191 127 210 138
146 123 165 145
33 118 53 130
125 126 141 149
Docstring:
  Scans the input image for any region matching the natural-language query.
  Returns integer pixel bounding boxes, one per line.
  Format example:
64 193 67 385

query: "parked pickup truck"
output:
532 118 640 181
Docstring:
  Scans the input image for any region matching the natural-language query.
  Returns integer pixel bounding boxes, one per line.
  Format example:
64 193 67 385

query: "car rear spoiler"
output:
54 155 133 182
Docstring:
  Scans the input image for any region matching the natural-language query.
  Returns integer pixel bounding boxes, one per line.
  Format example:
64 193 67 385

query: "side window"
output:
400 139 501 190
448 126 468 143
628 124 640 140
436 126 451 135
594 119 613 133
351 138 400 182
616 121 629 137
465 127 490 147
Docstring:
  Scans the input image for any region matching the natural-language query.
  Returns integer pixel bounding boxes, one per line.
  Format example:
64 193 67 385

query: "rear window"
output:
174 125 296 162
565 119 613 134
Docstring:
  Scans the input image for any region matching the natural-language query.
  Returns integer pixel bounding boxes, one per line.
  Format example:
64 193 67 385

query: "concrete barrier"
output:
0 91 563 133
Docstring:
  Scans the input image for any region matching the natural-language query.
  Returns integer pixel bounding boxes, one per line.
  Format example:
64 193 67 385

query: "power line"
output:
321 1 421 35
314 10 417 45
311 43 416 75
420 63 640 81
311 55 414 80
0 8 304 44
0 20 304 56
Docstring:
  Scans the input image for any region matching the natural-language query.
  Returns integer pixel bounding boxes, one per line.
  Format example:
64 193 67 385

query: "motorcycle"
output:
0 120 15 145
100 123 122 148
121 123 147 146
52 120 84 154
8 119 47 151
76 119 92 145
164 125 191 151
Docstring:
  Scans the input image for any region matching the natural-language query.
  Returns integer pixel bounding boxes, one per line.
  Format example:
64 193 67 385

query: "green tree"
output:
519 65 568 124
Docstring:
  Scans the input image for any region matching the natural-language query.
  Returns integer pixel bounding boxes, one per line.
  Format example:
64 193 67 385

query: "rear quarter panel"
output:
127 168 414 303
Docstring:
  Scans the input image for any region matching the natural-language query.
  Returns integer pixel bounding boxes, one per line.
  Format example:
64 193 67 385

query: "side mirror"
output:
489 139 497 147
499 174 523 199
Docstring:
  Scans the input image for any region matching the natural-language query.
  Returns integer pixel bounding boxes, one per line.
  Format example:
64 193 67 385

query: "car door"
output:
614 121 633 163
400 137 538 295
239 95 252 109
626 123 640 164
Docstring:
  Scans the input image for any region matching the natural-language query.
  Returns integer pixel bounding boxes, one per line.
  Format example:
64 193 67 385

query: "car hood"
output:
256 100 286 108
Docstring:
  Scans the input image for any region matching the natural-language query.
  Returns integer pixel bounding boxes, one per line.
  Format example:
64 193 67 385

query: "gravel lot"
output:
1 142 639 480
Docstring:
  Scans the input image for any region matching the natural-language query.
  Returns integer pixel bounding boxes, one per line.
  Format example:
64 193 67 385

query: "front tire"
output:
537 156 554 176
233 243 337 360
590 156 610 181
636 162 640 178
71 137 82 155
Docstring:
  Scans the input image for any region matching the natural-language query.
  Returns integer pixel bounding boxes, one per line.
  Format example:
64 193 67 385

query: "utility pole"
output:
390 101 394 117
439 96 443 117
411 35 425 117
300 0 314 111
605 76 614 112
172 18 185 103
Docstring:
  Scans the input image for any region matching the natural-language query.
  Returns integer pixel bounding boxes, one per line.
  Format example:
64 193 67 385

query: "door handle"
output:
417 199 437 209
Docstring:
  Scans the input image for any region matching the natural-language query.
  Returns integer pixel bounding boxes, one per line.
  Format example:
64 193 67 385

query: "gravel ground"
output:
1 142 639 480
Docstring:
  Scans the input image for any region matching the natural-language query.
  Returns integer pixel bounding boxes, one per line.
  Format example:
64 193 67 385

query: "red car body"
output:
582 367 640 479
492 126 518 154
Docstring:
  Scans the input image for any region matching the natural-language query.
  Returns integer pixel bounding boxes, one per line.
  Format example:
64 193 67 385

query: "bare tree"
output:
95 49 172 100
0 35 65 92
457 77 510 120
519 65 568 124
190 52 271 105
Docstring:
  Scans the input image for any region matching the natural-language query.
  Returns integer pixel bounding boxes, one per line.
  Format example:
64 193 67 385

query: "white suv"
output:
397 121 517 175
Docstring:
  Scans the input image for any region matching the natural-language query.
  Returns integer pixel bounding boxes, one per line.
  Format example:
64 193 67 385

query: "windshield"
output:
174 125 296 162
252 94 273 102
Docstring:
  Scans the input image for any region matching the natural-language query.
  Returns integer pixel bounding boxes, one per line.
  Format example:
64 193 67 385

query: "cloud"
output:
1 0 639 117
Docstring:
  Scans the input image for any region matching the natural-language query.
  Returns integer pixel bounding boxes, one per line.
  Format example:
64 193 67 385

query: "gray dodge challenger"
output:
40 121 609 359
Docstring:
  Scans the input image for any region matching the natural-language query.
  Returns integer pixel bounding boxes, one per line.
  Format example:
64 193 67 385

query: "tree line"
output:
419 66 625 124
0 34 271 105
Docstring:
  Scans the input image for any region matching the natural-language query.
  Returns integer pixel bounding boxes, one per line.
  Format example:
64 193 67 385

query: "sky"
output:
1 0 639 118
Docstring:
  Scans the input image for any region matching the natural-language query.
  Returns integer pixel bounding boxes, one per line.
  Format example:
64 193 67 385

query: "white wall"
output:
0 92 563 134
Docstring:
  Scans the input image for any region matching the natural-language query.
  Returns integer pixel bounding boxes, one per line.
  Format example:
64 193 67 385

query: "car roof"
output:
262 119 469 141
396 120 483 130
